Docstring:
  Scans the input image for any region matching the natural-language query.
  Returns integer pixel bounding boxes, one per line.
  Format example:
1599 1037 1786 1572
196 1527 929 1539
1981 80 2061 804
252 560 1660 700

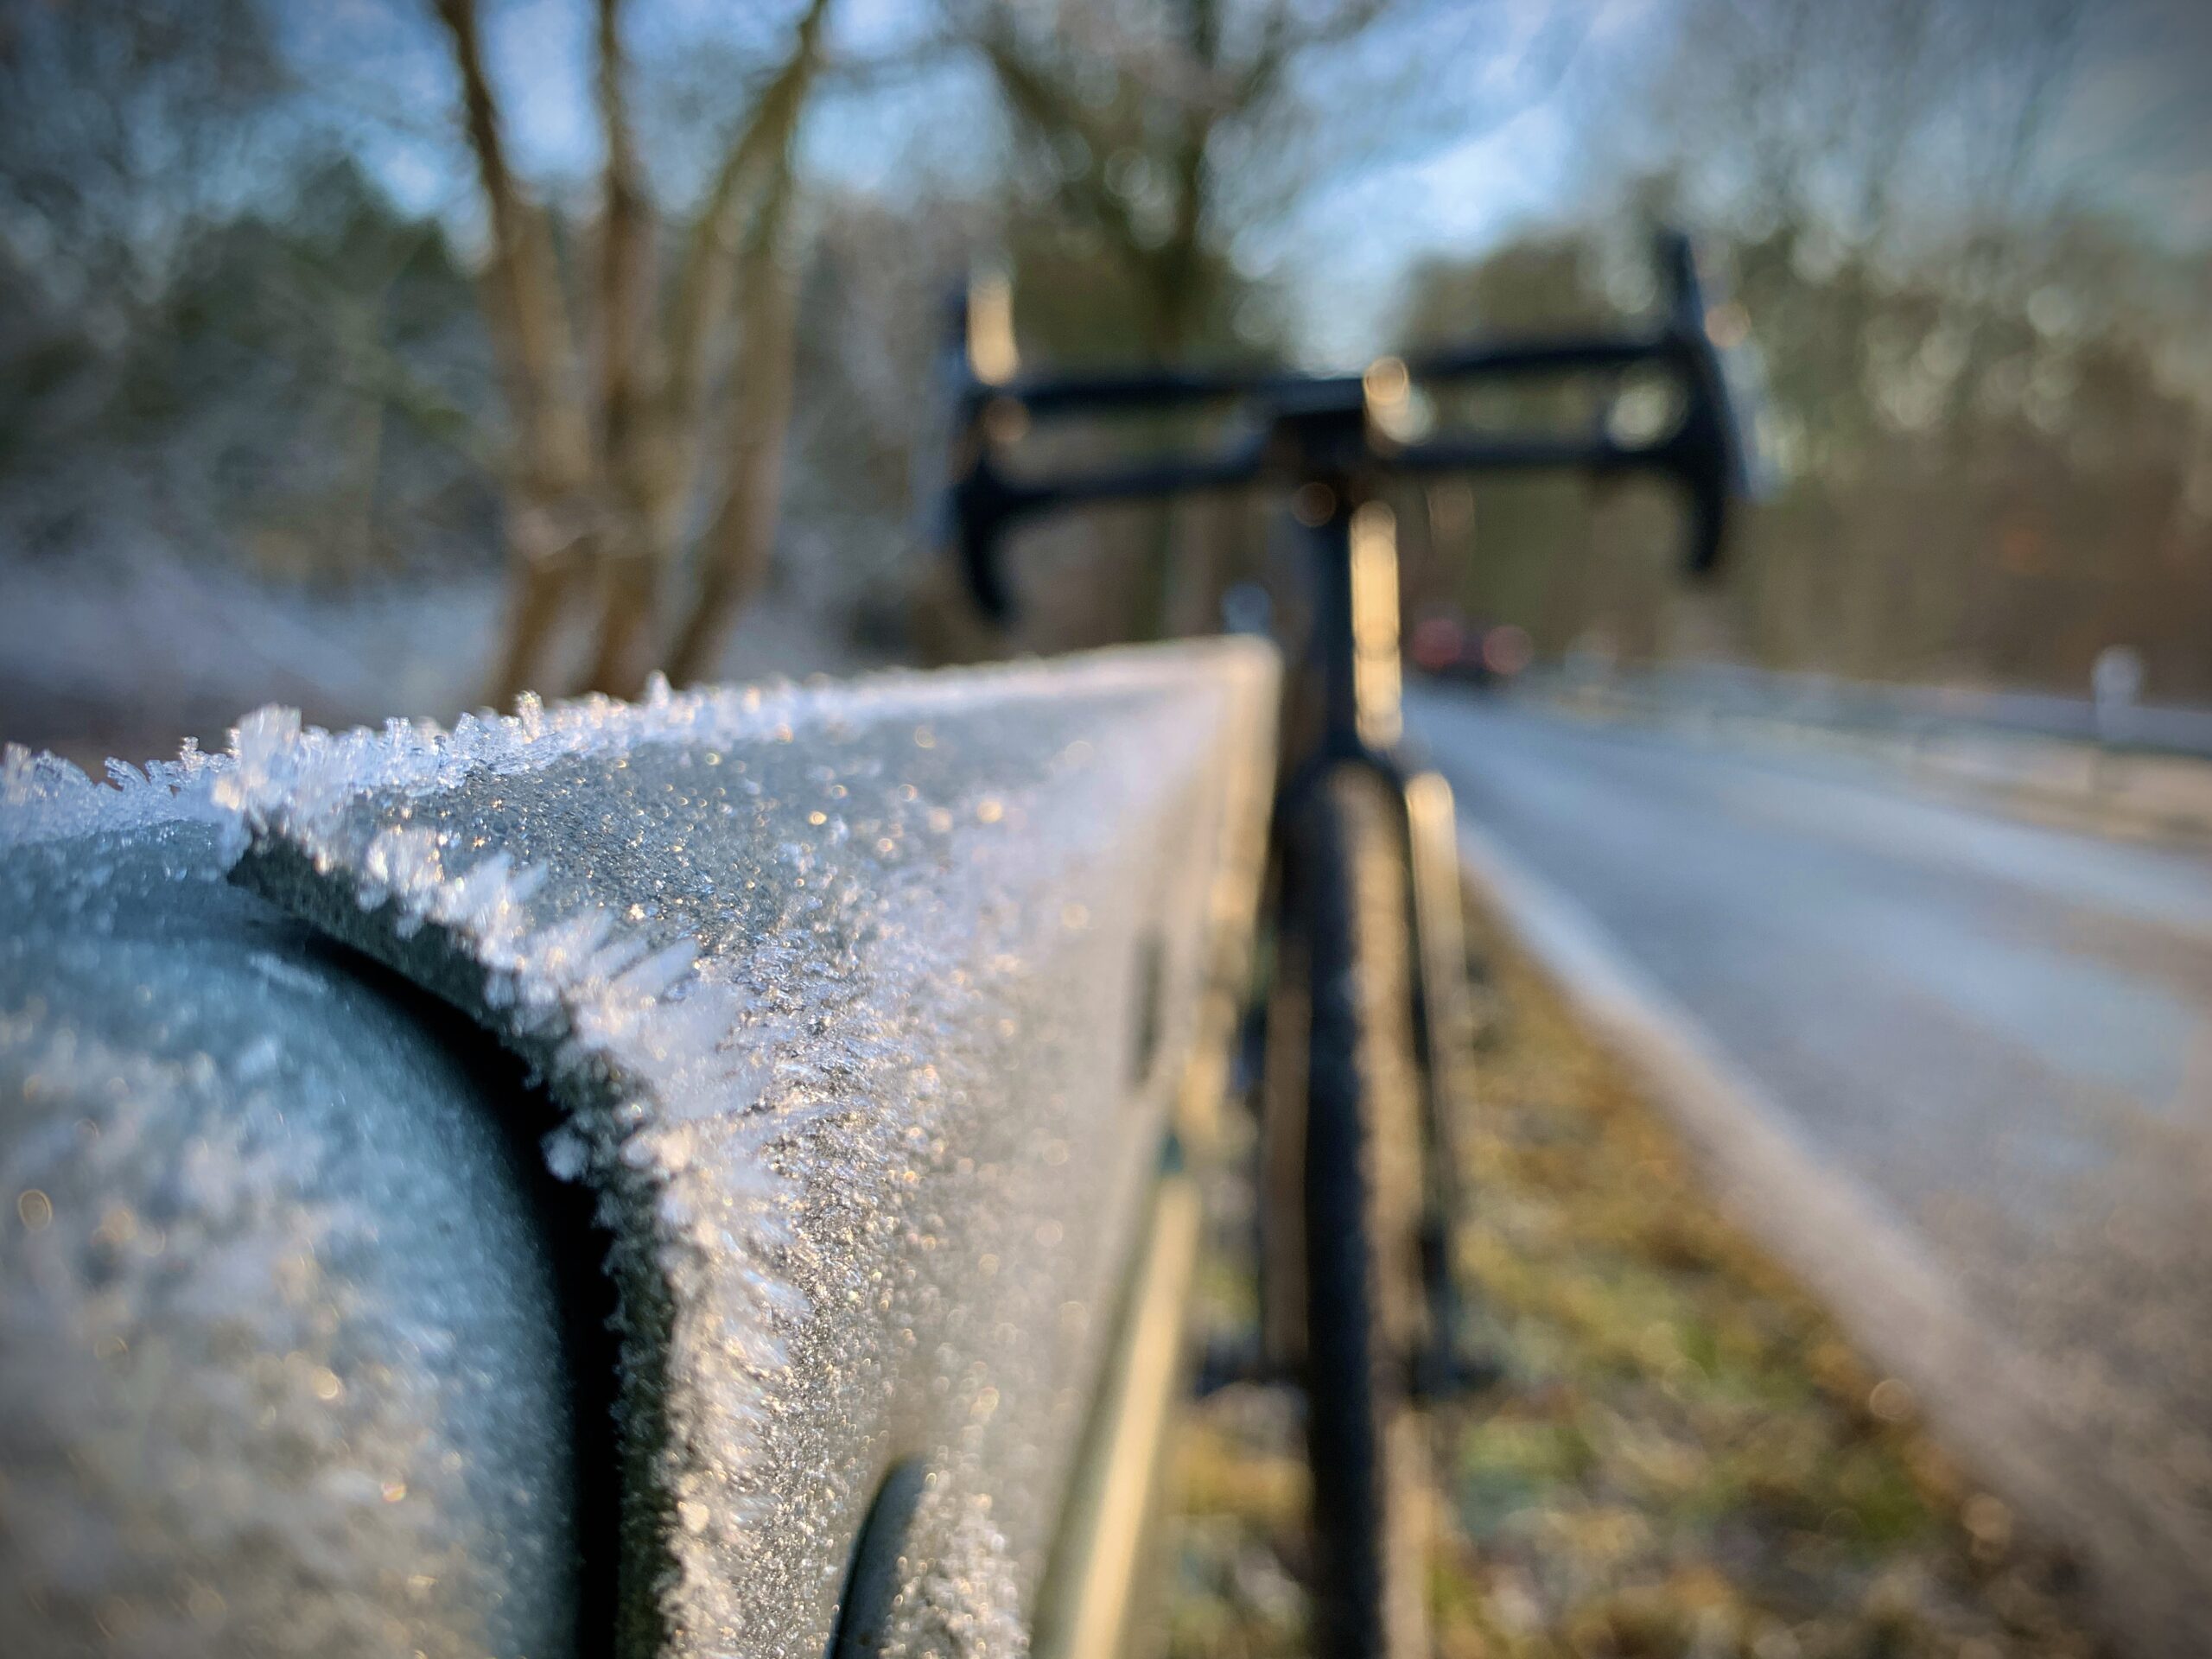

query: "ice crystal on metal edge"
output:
216 641 1278 1654
1 738 234 850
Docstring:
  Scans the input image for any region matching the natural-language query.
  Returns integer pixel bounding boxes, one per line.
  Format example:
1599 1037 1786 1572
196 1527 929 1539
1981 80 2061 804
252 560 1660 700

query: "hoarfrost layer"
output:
224 642 1278 1655
1 740 232 850
0 816 575 1659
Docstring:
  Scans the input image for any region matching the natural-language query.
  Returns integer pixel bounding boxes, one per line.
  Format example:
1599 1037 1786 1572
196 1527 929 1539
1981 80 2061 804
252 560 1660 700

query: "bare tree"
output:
951 0 1587 642
1405 0 2212 695
430 0 833 702
0 0 285 449
0 0 282 294
941 1 1363 643
961 0 1404 360
1625 0 2094 676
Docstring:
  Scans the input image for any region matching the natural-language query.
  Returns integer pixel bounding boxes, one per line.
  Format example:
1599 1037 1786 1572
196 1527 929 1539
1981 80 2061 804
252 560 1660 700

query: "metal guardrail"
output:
1541 659 2212 757
0 639 1277 1659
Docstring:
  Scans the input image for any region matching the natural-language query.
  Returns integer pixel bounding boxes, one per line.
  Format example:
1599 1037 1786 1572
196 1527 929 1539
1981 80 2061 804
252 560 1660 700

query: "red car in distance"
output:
1408 615 1535 687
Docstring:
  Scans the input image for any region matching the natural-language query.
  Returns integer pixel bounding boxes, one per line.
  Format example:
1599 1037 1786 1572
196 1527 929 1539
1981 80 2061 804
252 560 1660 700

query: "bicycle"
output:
938 232 1760 1659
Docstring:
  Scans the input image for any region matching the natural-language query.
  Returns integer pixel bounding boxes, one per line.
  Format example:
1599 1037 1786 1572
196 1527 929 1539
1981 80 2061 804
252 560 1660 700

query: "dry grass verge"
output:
1165 899 2108 1659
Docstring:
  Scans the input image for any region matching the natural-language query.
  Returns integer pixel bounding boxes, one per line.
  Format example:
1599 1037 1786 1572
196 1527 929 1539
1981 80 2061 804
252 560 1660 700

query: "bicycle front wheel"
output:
1282 764 1433 1659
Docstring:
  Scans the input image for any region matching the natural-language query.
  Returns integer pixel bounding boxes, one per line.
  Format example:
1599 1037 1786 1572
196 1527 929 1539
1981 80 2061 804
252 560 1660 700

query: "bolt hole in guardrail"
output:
827 1461 931 1656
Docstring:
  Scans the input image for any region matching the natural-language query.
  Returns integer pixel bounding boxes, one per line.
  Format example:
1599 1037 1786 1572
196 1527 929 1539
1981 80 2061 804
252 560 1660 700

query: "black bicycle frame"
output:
932 232 1759 1413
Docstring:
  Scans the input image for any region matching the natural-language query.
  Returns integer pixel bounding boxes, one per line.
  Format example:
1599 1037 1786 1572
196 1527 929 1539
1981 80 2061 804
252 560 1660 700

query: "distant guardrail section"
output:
1535 658 2212 758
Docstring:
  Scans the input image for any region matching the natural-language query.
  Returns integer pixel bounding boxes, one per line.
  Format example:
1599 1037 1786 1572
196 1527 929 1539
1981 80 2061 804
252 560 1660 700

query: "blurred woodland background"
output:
2 0 2208 758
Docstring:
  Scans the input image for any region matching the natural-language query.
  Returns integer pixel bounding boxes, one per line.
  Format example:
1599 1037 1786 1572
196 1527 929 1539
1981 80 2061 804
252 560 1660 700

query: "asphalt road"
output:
1411 688 2212 1637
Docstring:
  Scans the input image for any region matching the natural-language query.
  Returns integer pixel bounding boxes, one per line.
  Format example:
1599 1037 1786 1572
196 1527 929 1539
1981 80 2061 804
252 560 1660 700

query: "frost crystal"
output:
223 641 1278 1652
2 737 232 850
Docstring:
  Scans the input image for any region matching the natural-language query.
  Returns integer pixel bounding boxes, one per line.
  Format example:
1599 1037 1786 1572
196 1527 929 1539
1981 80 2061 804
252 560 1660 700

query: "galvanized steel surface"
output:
0 640 1275 1658
223 643 1276 1656
0 788 579 1659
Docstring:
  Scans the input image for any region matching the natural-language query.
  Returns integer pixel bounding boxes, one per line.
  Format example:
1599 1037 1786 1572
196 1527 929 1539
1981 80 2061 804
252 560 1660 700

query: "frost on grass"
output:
220 642 1278 1656
0 809 575 1658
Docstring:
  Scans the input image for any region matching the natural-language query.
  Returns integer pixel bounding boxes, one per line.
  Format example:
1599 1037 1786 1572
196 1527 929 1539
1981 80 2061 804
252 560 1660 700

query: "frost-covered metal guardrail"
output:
0 640 1276 1659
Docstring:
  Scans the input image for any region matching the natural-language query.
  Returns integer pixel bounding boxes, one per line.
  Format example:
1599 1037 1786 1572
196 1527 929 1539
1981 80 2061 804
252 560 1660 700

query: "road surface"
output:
1412 689 2212 1649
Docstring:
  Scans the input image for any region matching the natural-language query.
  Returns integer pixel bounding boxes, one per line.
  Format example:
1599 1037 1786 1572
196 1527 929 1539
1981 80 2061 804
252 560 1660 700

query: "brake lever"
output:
1655 229 1766 579
934 279 1018 622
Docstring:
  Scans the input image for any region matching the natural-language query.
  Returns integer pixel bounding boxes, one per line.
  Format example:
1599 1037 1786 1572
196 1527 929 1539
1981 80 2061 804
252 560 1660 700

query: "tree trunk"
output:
664 232 799 688
433 0 594 705
580 524 664 696
490 497 590 706
437 0 832 703
575 0 663 701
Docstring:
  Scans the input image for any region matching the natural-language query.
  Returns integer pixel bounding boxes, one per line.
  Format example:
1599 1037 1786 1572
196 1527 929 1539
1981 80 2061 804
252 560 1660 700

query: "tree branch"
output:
970 12 1156 290
434 0 594 705
664 160 803 688
430 0 588 491
594 0 657 492
659 0 832 441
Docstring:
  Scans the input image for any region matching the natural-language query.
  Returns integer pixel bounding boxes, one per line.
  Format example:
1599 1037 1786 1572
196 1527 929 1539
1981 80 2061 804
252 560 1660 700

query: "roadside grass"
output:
1165 899 2107 1659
